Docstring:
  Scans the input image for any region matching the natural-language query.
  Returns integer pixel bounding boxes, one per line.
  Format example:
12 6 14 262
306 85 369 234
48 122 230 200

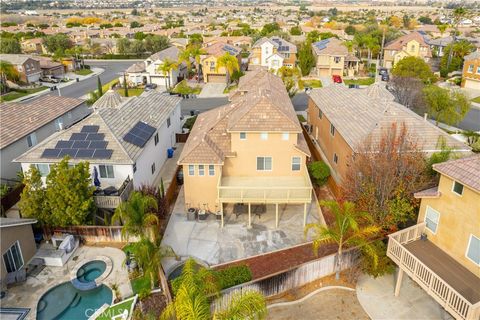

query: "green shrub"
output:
307 161 330 186
214 264 252 290
297 114 306 122
183 115 197 130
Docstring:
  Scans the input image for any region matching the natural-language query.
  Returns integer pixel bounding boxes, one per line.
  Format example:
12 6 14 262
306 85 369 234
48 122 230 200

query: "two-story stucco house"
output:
124 46 187 88
200 42 242 83
0 54 42 84
178 69 314 228
387 155 480 320
382 32 432 69
15 90 182 212
0 95 90 181
249 37 297 71
311 38 359 77
461 51 480 90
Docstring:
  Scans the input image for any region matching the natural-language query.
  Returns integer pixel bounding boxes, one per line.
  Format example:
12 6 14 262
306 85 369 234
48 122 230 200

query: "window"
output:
3 241 24 273
198 165 205 176
55 117 64 131
99 165 115 178
151 163 156 174
167 117 171 128
133 163 137 173
282 132 289 141
318 110 323 119
410 44 415 52
272 60 279 67
240 132 246 140
452 181 464 196
330 124 335 136
425 206 440 234
466 234 480 265
209 165 215 176
188 165 194 176
334 57 341 63
35 164 50 177
477 66 480 74
468 64 474 72
256 157 272 171
27 133 37 148
292 157 301 171
333 153 338 164
260 132 268 140
154 133 159 145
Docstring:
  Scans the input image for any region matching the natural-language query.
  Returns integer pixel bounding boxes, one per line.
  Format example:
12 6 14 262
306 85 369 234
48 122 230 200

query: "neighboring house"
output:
201 42 242 83
0 217 37 286
387 155 480 320
15 90 182 211
20 38 46 54
311 38 359 77
0 54 42 84
124 46 187 87
0 95 90 181
461 51 480 90
36 57 65 78
178 69 312 227
306 84 471 190
382 31 432 69
249 37 297 71
425 36 454 57
203 36 253 48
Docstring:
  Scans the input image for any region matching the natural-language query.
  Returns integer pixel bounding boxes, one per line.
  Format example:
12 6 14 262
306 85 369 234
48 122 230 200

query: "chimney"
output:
424 113 428 121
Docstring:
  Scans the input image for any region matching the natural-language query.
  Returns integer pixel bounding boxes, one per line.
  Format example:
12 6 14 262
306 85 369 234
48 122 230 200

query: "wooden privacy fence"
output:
48 225 139 242
211 249 358 311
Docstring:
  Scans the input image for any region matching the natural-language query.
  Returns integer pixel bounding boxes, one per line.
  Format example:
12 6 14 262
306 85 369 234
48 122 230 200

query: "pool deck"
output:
1 246 132 320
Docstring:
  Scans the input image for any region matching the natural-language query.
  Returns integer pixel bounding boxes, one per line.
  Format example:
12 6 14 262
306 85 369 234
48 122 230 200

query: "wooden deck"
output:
405 240 480 304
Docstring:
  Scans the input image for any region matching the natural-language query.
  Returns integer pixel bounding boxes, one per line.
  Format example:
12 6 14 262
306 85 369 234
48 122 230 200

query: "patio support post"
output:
220 202 224 228
275 203 279 228
248 203 251 228
303 202 307 226
394 268 404 297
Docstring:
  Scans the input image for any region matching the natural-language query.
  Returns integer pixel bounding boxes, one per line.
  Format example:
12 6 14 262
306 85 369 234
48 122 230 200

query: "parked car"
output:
40 76 59 83
145 83 157 91
378 68 388 76
381 73 390 81
332 75 342 83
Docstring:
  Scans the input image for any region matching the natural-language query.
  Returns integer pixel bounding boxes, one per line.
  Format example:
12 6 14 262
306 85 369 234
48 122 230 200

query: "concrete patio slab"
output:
197 83 227 98
356 273 454 320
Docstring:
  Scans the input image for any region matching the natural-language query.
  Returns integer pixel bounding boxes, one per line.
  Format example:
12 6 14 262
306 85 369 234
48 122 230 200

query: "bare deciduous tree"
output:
388 76 425 110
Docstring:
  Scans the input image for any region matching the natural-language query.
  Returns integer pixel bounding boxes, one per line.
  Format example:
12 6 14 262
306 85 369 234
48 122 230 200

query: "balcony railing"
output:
94 178 133 209
387 223 480 320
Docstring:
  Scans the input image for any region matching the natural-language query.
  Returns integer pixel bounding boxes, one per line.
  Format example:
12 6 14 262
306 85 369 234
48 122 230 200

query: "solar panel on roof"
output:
93 149 113 159
89 141 107 149
76 149 95 158
59 148 78 157
87 133 105 141
42 148 61 158
73 140 90 148
56 140 74 148
70 133 88 141
81 125 99 133
123 121 156 148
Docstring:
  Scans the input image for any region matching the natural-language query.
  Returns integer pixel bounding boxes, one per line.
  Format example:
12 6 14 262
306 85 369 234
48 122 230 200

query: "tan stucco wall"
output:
417 175 480 276
182 164 221 212
461 58 480 88
0 224 36 283
315 54 345 75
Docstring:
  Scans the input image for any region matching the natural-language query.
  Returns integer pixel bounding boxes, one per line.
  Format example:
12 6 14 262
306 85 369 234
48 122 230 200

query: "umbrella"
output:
93 167 101 188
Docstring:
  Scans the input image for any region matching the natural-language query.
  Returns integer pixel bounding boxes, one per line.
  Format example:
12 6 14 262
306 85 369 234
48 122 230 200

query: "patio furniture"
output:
5 272 16 286
198 209 207 221
253 204 266 218
233 203 247 218
15 269 26 283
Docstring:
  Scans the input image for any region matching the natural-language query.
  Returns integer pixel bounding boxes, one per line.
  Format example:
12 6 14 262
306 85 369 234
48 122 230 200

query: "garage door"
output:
331 69 343 76
207 74 226 83
464 78 480 90
317 68 330 77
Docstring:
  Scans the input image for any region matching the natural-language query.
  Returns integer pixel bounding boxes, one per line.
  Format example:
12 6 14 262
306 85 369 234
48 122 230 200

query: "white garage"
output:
463 78 480 90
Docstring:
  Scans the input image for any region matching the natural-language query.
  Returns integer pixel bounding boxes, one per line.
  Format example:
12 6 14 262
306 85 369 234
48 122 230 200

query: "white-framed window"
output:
330 124 335 136
292 156 301 171
208 165 215 176
3 241 24 273
198 165 205 176
333 153 338 164
466 234 480 266
452 181 464 196
35 164 50 177
425 206 440 234
256 156 272 171
260 132 268 140
188 165 194 176
151 162 156 174
154 133 159 145
27 133 37 148
240 132 246 140
55 117 64 131
282 132 289 141
410 44 415 52
334 56 341 63
477 66 480 74
99 165 115 178
167 117 171 128
468 64 474 72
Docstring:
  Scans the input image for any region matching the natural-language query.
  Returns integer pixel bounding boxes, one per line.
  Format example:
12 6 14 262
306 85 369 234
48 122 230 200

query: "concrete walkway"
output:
198 83 226 98
356 273 454 320
152 143 184 189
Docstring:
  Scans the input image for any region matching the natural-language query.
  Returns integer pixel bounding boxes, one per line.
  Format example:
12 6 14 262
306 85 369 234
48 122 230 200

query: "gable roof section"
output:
147 46 180 62
312 38 348 56
0 95 85 149
204 42 240 57
92 89 125 110
384 31 430 50
433 155 480 193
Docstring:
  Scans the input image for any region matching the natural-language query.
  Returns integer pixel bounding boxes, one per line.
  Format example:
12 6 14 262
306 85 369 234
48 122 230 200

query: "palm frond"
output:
213 291 267 320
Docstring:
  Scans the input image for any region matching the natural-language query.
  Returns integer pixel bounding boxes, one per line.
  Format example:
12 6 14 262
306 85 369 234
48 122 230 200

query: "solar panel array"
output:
223 45 238 55
41 125 113 160
314 39 331 51
278 45 290 52
123 121 156 148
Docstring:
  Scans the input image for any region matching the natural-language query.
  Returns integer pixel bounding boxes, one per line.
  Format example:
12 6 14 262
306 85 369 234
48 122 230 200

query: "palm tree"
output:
304 200 380 280
186 46 207 83
0 60 19 94
111 191 159 240
216 52 239 85
161 258 267 320
178 48 192 74
158 58 179 90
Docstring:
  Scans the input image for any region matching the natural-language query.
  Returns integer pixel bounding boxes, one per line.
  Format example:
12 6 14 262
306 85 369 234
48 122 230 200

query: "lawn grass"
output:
117 88 144 97
223 84 238 93
0 86 48 102
96 296 137 320
75 68 93 76
131 274 151 294
472 96 480 104
344 77 375 86
303 79 323 88
102 79 120 92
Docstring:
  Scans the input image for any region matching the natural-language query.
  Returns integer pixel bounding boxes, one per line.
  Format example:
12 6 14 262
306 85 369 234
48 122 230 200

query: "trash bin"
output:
187 208 197 221
167 148 174 158
76 77 79 82
190 110 195 116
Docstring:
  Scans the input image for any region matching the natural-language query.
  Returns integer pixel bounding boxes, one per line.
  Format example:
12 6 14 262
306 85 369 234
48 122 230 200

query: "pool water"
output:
37 282 112 320
77 260 107 283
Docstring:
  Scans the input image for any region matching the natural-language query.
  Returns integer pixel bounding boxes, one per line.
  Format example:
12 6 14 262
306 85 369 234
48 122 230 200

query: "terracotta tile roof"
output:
414 186 441 198
204 42 241 57
0 95 85 149
384 31 432 57
312 38 348 56
433 155 480 192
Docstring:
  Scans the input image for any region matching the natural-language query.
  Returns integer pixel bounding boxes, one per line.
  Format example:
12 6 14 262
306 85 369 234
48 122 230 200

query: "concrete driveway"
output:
356 273 453 320
319 76 333 87
198 83 226 98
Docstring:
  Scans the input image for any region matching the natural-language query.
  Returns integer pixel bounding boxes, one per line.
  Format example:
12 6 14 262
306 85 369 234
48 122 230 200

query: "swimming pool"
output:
77 260 107 283
37 282 112 320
